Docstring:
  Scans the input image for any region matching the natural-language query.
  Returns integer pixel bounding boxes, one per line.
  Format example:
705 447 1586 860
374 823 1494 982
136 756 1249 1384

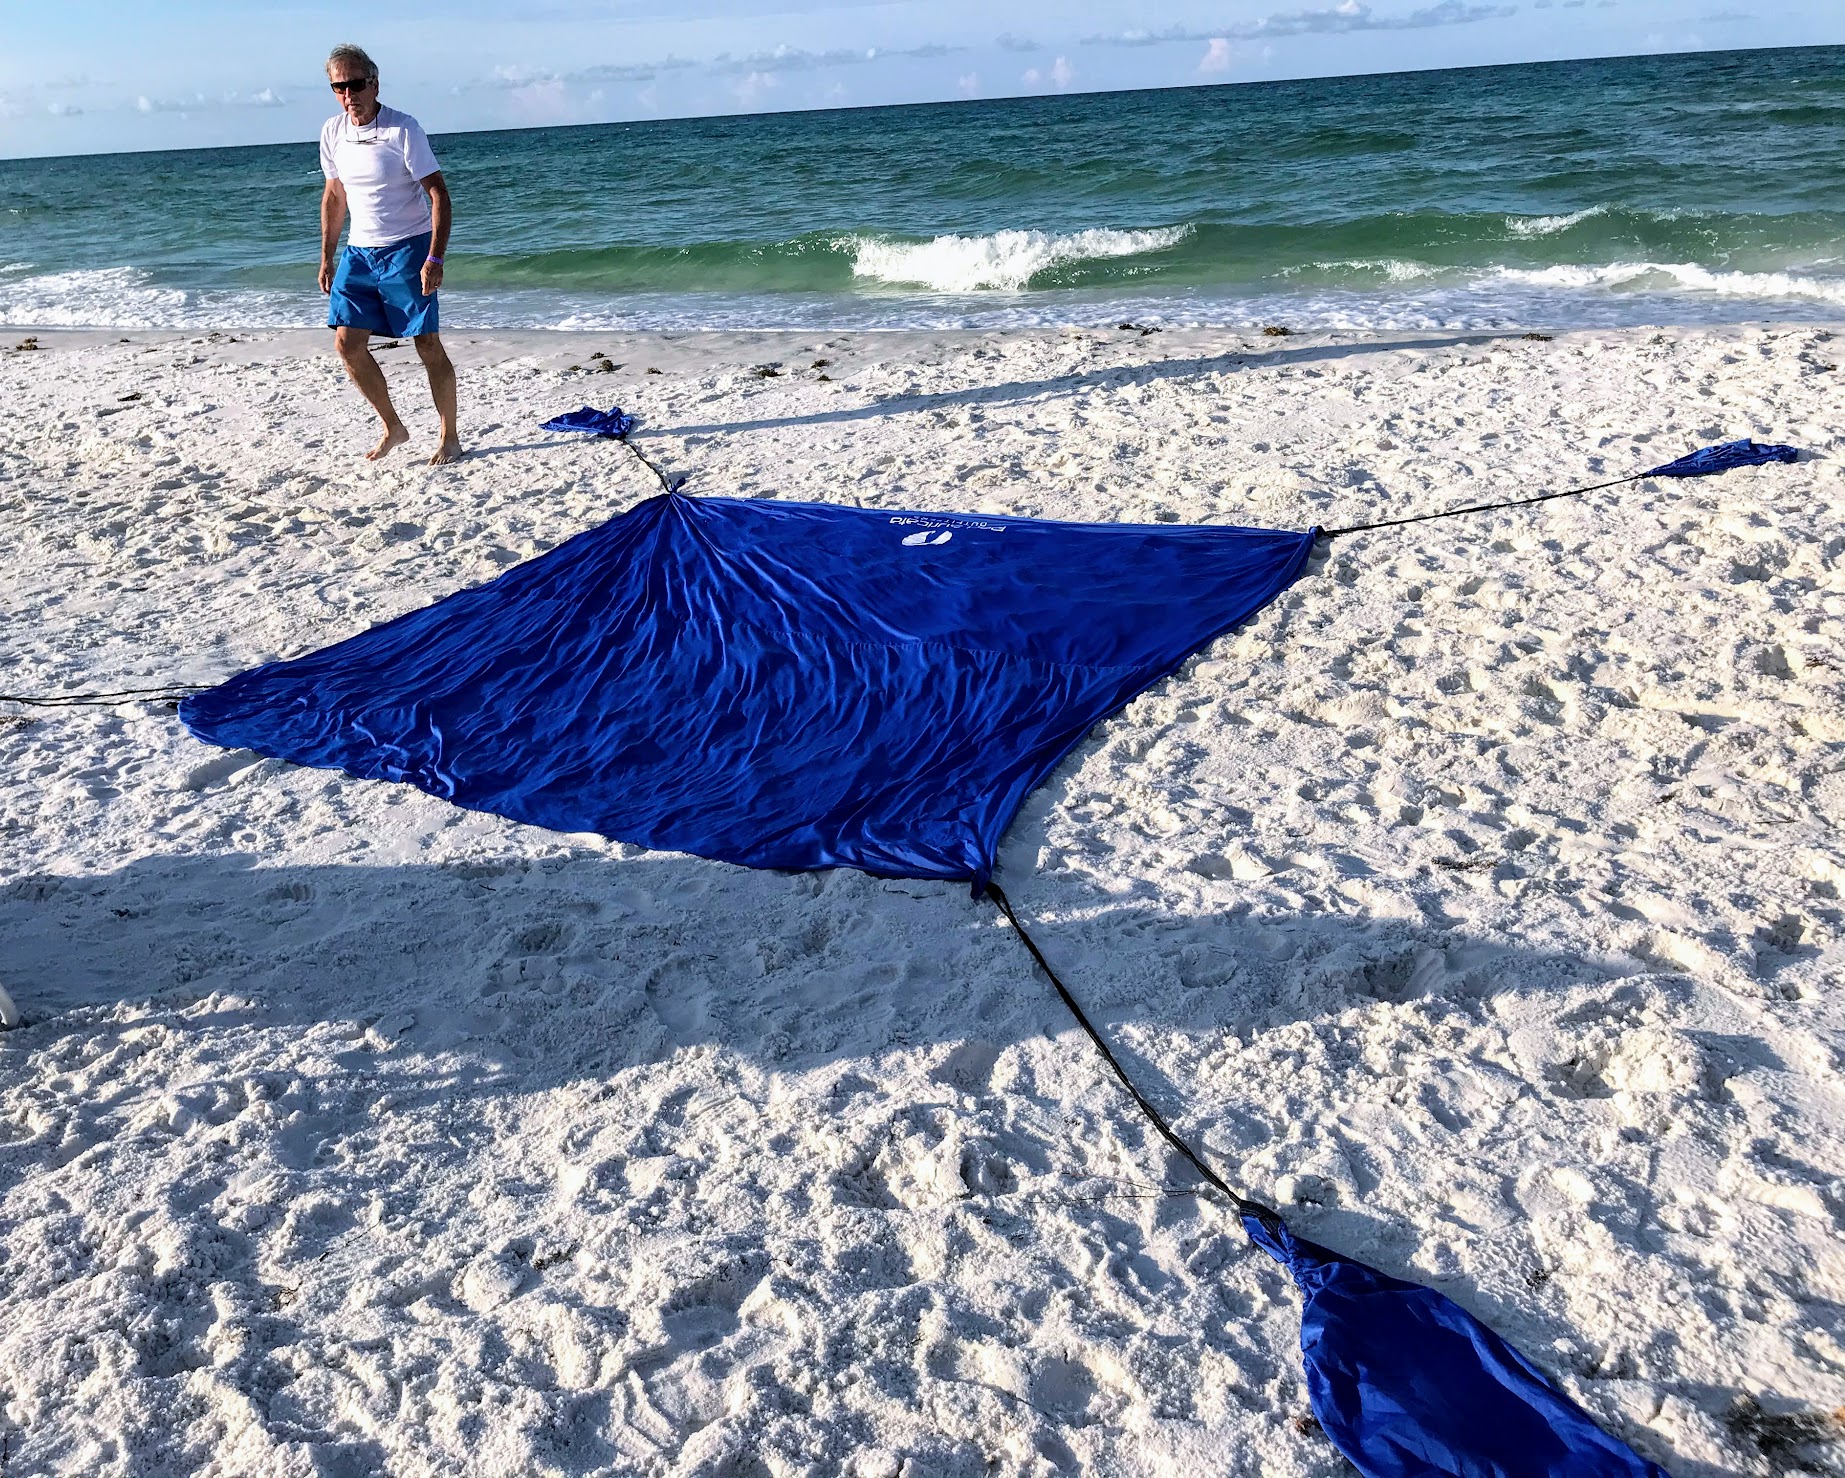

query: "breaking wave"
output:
1491 260 1845 306
1299 258 1441 282
0 266 310 330
1506 206 1610 237
846 226 1193 293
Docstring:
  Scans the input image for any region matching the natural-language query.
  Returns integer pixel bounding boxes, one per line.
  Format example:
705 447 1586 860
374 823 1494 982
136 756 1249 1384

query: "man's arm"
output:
319 179 347 294
420 172 451 296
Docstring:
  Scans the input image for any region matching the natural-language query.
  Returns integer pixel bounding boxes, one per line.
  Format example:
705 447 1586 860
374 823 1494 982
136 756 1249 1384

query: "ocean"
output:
2 46 1842 333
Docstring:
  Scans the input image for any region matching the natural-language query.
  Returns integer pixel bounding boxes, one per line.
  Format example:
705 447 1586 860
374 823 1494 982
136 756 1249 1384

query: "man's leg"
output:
333 326 410 461
415 333 463 465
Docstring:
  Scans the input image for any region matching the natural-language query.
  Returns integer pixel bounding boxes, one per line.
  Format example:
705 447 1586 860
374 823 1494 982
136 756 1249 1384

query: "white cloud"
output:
581 59 698 81
957 71 981 96
133 89 285 115
735 69 778 104
456 39 965 109
47 101 82 117
476 58 693 91
1086 0 1515 46
710 42 963 75
1199 37 1233 70
509 78 573 119
1050 56 1075 89
1021 66 1041 85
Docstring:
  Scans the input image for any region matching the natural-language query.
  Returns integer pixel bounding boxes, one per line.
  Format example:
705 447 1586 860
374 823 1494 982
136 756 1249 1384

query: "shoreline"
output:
7 319 1845 421
3 319 1843 1475
10 315 1845 355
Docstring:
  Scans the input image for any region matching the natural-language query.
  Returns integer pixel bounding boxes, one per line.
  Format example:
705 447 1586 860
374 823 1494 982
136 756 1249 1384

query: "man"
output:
318 44 462 464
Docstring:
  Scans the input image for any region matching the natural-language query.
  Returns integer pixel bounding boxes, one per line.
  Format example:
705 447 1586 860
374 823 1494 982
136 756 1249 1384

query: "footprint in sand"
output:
180 748 261 791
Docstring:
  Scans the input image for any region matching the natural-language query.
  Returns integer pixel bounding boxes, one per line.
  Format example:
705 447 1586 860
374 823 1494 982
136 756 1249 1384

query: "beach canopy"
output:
180 490 1314 890
176 412 1776 1478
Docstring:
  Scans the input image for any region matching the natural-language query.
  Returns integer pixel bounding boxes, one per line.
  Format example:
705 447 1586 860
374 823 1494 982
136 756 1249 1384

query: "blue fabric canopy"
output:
180 491 1314 888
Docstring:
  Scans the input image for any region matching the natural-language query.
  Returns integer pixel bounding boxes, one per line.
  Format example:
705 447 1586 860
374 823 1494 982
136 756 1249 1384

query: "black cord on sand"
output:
0 684 211 709
986 882 1280 1229
618 434 686 496
1320 470 1644 538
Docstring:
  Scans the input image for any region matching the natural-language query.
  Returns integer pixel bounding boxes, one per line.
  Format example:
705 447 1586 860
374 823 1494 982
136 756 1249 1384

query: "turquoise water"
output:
3 46 1842 331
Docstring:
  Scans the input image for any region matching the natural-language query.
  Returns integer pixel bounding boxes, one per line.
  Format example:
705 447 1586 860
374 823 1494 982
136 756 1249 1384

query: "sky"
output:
0 0 1836 159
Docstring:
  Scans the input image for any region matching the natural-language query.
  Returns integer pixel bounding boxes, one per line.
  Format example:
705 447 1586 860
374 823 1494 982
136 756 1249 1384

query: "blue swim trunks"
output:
328 232 438 337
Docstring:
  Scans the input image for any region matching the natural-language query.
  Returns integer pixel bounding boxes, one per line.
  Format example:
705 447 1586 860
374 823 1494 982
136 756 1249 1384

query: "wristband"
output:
425 254 444 266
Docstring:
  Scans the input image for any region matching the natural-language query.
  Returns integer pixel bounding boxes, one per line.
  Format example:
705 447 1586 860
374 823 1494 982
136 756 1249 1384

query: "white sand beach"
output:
3 321 1844 1476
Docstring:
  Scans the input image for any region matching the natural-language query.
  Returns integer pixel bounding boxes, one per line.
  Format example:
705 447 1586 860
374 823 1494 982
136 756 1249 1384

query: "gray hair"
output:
325 44 378 79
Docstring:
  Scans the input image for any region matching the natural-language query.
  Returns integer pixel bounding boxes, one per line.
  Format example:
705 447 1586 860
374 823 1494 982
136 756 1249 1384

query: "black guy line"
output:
986 881 1281 1231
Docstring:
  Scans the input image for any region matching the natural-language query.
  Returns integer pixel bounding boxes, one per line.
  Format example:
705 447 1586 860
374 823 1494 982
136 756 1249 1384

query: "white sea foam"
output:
1309 258 1440 281
1492 260 1845 305
846 226 1191 293
0 267 191 327
0 266 314 330
6 253 1842 338
1506 205 1609 237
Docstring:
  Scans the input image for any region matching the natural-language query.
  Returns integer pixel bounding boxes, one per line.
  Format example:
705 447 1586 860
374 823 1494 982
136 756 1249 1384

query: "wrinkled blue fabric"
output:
181 492 1314 887
541 404 636 438
1243 1215 1670 1478
1643 438 1798 478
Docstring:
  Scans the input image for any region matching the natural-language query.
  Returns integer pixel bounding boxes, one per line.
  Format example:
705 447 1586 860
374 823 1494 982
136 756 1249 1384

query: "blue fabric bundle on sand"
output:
1642 437 1798 478
1245 1215 1669 1477
539 405 637 438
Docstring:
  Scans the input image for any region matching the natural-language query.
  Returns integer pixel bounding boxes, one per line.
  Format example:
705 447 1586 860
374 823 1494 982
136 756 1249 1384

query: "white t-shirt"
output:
320 104 442 248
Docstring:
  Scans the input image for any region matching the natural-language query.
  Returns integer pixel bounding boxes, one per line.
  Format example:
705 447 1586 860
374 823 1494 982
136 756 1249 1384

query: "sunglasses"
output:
330 76 376 93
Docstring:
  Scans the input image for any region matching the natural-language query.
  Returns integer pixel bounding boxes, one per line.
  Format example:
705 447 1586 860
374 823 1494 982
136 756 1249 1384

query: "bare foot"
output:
367 424 411 461
428 434 464 466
